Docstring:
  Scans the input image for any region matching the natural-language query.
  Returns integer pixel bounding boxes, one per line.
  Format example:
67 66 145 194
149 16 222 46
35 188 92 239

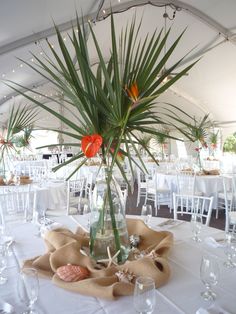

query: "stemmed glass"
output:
191 214 202 242
0 244 7 284
17 268 39 314
200 255 219 301
141 205 152 227
133 276 156 314
223 232 236 268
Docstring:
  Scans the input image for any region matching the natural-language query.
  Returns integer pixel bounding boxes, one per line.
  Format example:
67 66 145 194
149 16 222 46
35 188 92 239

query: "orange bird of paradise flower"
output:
81 134 103 158
125 82 139 103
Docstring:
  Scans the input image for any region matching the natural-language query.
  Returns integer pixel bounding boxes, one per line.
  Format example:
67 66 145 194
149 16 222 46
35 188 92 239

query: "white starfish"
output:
97 247 120 268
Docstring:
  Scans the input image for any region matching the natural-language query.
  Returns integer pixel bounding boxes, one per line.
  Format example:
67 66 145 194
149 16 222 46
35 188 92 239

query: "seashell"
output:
56 264 90 282
129 234 140 248
115 269 135 284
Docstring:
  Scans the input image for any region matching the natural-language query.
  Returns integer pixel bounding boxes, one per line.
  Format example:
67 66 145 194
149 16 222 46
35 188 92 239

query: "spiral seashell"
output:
56 264 90 282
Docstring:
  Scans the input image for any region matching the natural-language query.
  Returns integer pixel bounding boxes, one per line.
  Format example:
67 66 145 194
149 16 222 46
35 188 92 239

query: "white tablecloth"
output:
156 173 224 208
32 181 66 213
1 215 236 313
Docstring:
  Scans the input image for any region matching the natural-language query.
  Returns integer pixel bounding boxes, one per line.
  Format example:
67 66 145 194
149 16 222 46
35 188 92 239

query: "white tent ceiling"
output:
0 0 236 136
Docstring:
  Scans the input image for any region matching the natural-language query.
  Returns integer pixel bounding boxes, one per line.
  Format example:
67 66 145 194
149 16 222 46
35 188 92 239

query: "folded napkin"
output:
204 237 224 248
24 219 173 299
157 219 184 230
196 304 231 314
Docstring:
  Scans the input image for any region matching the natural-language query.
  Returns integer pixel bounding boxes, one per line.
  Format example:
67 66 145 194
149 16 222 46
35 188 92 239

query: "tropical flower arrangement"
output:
155 127 170 161
209 130 219 157
0 105 37 181
8 13 198 262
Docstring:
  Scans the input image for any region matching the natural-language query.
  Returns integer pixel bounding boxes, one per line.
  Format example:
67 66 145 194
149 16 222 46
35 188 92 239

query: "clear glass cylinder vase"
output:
89 166 130 264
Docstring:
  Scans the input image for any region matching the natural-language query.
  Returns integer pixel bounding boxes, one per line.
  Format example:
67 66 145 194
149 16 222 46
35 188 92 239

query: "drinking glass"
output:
133 276 156 314
17 268 39 314
223 232 236 268
191 214 202 242
0 234 14 256
141 205 152 226
200 255 219 301
0 244 7 284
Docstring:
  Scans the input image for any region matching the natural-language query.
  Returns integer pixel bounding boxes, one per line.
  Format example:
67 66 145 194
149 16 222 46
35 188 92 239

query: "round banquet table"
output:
1 215 235 314
156 173 224 209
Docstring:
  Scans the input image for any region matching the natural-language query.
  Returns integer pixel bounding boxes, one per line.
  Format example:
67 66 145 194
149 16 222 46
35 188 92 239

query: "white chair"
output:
220 175 236 232
173 193 213 226
176 172 201 195
84 172 94 205
0 185 36 223
66 178 85 215
145 170 172 215
136 168 147 207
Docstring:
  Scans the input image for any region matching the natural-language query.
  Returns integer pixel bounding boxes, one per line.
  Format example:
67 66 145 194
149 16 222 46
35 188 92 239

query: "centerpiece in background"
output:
0 106 37 184
9 13 197 263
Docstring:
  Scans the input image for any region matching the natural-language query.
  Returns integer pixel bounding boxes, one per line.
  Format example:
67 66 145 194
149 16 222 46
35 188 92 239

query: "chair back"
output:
0 184 36 223
222 175 236 232
66 178 85 215
176 172 196 195
173 193 213 226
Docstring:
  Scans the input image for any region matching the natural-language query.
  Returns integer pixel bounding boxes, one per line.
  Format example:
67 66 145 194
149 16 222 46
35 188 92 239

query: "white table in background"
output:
156 173 223 209
32 180 66 213
1 215 235 314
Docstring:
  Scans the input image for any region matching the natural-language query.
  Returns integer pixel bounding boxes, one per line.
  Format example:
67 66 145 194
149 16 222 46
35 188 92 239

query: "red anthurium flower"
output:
195 147 200 152
125 82 139 102
81 134 103 158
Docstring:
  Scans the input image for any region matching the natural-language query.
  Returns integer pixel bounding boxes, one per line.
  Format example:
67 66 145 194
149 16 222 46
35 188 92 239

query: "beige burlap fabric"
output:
24 219 173 299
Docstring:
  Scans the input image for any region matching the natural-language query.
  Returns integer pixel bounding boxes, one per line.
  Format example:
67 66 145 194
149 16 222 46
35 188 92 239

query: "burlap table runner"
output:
24 218 173 299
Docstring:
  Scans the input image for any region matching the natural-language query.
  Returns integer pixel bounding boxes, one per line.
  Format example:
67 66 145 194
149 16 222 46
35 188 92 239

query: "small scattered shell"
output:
56 264 90 282
115 269 135 283
129 234 140 248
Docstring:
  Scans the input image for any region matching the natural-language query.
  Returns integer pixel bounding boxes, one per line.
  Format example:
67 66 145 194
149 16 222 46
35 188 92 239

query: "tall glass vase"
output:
89 166 130 264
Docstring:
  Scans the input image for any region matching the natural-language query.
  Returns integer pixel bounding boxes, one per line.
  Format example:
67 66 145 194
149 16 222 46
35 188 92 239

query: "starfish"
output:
97 247 120 268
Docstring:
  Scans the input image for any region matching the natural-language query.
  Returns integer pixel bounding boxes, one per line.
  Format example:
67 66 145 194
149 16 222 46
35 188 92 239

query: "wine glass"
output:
17 268 39 314
0 233 14 256
223 232 236 268
200 255 219 301
191 213 202 242
133 276 156 314
141 205 152 226
0 244 7 285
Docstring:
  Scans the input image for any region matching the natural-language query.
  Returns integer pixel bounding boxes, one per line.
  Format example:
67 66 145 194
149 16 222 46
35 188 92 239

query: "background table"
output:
1 215 235 313
156 173 223 208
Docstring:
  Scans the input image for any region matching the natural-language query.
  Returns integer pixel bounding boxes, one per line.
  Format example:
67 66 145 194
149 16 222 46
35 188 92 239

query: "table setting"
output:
0 212 235 314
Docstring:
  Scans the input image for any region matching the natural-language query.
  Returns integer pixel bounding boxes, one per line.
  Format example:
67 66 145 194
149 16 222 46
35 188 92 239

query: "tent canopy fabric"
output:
0 0 235 136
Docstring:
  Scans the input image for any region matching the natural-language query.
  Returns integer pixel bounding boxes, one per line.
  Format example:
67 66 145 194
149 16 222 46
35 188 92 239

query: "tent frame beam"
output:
0 0 234 57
